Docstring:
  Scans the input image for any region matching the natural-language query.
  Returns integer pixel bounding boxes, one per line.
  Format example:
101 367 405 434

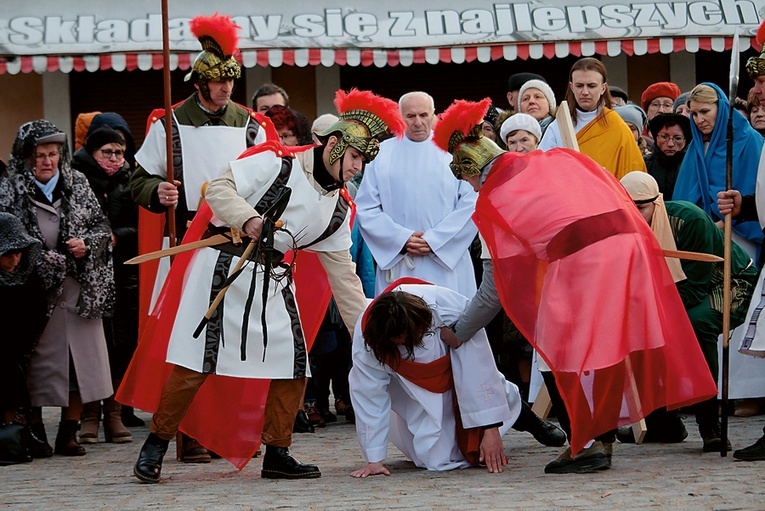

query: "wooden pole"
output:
161 0 176 248
721 31 740 457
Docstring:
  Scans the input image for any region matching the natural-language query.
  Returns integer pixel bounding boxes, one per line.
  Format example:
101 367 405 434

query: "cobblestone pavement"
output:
3 410 765 511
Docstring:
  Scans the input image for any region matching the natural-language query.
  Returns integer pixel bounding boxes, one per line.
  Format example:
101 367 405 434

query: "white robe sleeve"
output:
355 161 414 270
420 180 478 271
349 319 393 464
134 120 169 178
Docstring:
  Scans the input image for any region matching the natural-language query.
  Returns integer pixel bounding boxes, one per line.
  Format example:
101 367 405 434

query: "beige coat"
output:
26 199 112 406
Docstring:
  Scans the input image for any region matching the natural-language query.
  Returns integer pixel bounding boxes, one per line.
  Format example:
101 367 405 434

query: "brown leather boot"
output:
176 433 210 463
79 401 101 444
103 397 132 443
54 420 86 456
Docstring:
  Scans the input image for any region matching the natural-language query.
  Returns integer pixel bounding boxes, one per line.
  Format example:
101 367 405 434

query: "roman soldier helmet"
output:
433 98 504 179
746 21 765 79
315 89 406 165
184 13 241 83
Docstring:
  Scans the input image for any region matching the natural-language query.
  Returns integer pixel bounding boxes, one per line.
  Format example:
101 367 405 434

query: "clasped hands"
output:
404 231 431 255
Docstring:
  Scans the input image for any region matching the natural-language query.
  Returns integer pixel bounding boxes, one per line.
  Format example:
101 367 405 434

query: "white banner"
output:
0 0 762 57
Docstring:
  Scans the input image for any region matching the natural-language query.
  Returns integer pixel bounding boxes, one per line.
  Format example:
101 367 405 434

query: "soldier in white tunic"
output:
129 13 268 463
131 89 406 483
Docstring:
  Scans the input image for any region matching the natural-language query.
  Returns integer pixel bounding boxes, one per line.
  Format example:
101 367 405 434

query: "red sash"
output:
395 353 483 466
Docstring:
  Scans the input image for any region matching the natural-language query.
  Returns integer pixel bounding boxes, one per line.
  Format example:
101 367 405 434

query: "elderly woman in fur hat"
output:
0 120 115 458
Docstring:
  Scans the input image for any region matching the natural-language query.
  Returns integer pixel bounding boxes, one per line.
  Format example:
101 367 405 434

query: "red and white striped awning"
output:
0 36 756 75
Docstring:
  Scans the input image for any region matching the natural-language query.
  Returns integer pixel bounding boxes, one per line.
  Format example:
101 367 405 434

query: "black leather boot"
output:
134 433 170 483
293 410 315 434
27 421 53 458
261 445 321 479
699 422 732 453
733 426 765 461
513 400 567 447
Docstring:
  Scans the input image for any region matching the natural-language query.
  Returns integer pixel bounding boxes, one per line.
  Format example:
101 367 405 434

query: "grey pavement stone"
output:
2 410 765 510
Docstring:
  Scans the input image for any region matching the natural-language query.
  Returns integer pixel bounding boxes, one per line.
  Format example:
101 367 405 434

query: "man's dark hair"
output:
362 291 432 368
251 83 290 109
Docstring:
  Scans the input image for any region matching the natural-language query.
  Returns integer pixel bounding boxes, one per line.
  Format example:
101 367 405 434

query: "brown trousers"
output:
150 365 304 448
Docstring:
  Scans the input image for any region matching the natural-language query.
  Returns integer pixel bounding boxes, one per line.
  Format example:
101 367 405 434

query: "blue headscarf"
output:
673 82 764 246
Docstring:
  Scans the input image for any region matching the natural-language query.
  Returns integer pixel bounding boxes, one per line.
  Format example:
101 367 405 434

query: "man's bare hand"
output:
350 461 390 478
243 216 263 240
158 180 182 207
479 427 507 473
405 231 431 255
717 189 742 217
439 326 463 349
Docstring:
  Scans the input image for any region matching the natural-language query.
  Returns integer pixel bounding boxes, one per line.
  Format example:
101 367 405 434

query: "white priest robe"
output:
349 283 522 471
355 135 478 297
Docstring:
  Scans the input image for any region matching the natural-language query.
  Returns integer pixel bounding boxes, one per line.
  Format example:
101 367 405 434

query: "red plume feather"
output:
189 12 240 56
334 89 406 138
757 20 765 46
432 98 491 153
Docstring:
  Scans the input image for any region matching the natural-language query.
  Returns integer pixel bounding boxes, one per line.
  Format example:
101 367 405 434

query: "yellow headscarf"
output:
620 172 687 283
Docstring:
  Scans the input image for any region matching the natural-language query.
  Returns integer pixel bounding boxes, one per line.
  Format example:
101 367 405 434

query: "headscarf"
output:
620 172 686 283
6 119 70 177
672 82 764 246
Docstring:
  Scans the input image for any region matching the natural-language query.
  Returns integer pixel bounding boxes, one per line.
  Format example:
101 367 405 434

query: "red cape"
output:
474 149 717 455
120 131 337 469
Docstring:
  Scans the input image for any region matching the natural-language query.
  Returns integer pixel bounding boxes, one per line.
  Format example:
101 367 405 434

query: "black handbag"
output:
0 423 29 466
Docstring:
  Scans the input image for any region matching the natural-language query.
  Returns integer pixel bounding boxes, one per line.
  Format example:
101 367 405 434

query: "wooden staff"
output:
161 0 176 248
721 30 741 457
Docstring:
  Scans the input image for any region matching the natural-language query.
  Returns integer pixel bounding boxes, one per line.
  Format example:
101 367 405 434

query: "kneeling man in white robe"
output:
349 281 523 476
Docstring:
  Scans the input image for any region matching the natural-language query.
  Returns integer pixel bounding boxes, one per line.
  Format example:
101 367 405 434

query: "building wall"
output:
0 73 44 160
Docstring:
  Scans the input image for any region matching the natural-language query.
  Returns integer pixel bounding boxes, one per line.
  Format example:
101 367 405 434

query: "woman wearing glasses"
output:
644 113 692 200
73 125 139 445
0 120 115 457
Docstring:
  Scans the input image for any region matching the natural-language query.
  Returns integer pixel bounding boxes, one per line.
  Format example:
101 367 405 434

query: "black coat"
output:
72 148 138 268
0 273 47 408
644 148 688 201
